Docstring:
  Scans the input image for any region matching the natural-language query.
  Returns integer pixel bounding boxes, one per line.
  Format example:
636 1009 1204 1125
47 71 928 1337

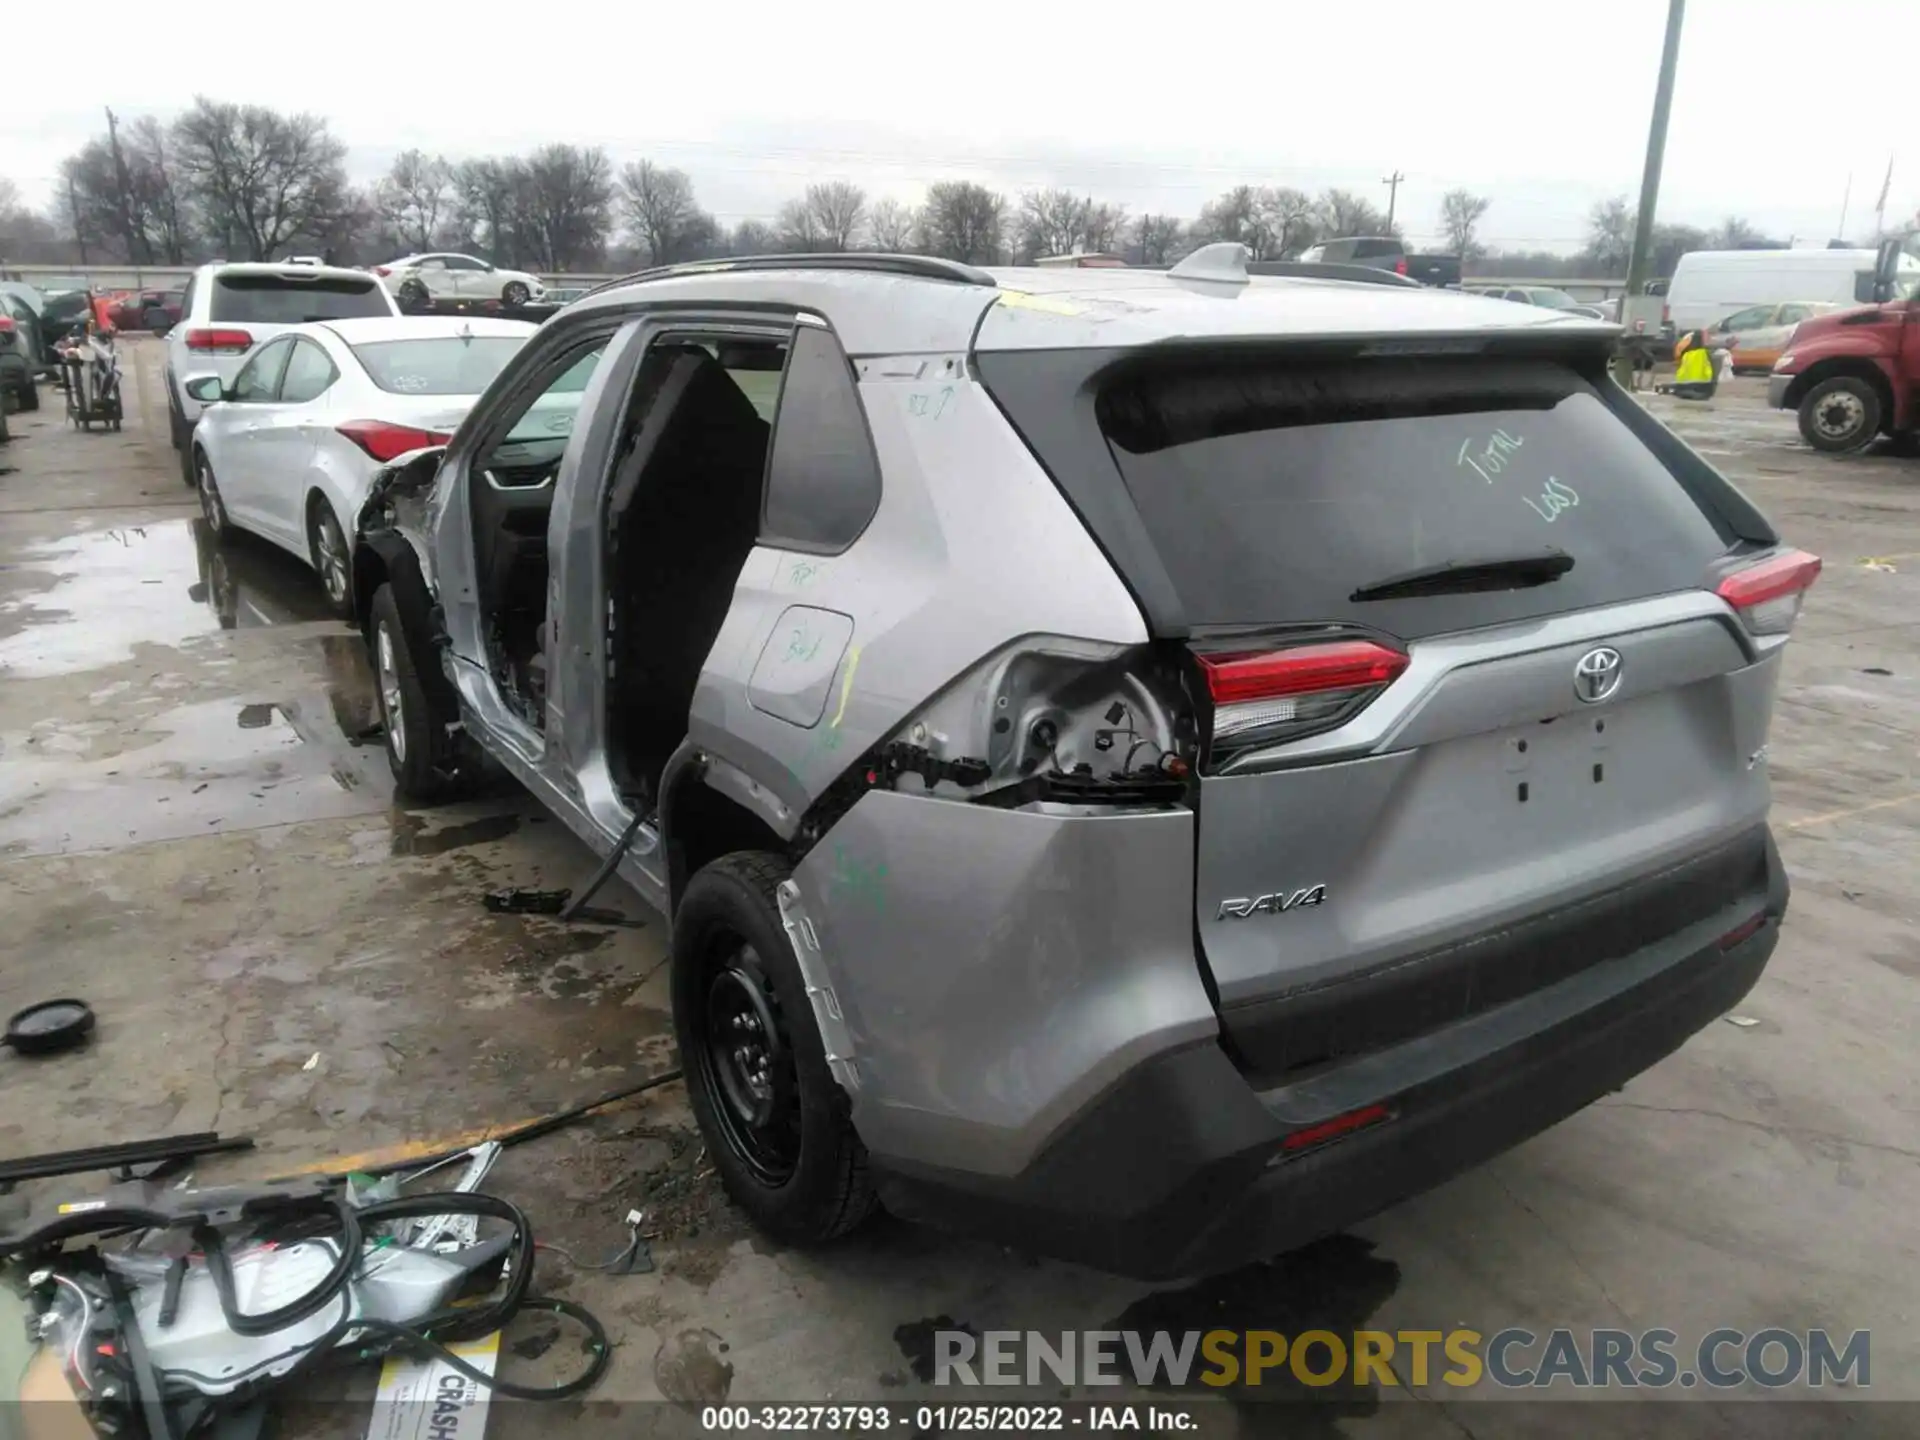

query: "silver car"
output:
354 247 1815 1279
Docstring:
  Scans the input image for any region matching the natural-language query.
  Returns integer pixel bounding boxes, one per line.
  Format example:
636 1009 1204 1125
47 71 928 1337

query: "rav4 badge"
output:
1216 885 1328 920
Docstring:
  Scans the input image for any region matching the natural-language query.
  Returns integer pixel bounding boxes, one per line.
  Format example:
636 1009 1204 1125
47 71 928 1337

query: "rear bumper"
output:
1767 373 1795 410
873 829 1788 1281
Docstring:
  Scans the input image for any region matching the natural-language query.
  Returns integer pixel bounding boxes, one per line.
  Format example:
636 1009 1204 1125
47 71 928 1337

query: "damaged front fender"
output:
355 443 448 547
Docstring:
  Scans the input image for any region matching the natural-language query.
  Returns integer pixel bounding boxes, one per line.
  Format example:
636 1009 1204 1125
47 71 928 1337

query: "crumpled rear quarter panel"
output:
791 789 1219 1177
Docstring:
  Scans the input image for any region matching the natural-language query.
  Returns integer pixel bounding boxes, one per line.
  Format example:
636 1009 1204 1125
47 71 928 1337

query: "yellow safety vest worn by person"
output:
1675 346 1714 384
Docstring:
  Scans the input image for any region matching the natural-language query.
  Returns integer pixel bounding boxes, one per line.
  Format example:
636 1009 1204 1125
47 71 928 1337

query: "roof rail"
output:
577 252 997 302
1245 260 1423 289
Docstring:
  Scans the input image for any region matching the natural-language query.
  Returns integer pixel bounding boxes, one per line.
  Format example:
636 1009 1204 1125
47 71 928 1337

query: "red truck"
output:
1768 238 1920 452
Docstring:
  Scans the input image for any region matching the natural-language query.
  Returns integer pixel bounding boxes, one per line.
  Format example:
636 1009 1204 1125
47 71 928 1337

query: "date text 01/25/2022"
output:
699 1404 1199 1432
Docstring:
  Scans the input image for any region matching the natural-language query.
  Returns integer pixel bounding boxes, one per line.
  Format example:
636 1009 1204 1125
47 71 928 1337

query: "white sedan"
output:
182 316 538 617
373 253 547 309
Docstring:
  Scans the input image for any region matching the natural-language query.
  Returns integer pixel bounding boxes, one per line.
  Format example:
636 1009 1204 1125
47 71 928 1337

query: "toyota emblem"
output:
1574 646 1624 704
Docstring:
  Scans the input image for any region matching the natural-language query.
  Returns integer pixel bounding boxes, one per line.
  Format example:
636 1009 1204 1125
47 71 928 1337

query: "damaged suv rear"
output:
353 246 1814 1280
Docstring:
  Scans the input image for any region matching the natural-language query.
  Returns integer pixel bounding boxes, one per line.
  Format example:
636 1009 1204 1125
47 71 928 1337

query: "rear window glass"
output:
352 336 529 395
211 275 390 324
1096 358 1731 639
1352 239 1402 259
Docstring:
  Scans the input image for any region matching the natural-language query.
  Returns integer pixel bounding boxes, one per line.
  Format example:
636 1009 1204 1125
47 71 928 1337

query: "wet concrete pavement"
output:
1 344 1917 1434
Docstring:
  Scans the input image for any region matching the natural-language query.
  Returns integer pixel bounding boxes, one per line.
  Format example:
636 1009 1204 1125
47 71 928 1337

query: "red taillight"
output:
373 266 391 277
1394 258 1408 275
1717 912 1768 951
336 420 452 463
1197 640 1409 754
1280 1103 1393 1155
184 327 253 353
0 315 14 333
1661 301 1671 325
1714 549 1822 636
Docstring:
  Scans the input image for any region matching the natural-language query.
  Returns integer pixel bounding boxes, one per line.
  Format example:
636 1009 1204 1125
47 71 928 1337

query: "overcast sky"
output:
4 0 1910 253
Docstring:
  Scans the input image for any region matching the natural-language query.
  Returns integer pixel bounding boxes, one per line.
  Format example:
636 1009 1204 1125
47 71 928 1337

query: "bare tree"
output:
513 144 612 270
618 160 701 264
126 117 193 262
171 98 349 260
1258 187 1317 257
450 158 518 260
0 178 19 219
917 182 1006 263
804 181 867 251
373 150 453 254
1084 200 1127 255
1708 216 1773 250
1132 213 1183 265
1016 188 1095 261
1585 195 1634 271
1439 189 1491 257
1317 188 1393 239
1193 187 1275 258
866 196 918 251
775 197 823 251
732 218 777 255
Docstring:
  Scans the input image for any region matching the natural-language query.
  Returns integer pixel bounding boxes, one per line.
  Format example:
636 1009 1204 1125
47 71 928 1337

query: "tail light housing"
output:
1394 258 1408 275
373 266 391 277
1662 301 1671 326
1197 639 1409 757
184 327 253 354
336 419 452 463
1715 549 1822 636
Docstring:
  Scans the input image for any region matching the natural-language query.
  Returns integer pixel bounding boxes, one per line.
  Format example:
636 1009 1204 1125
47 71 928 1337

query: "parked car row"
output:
370 253 549 311
162 259 543 612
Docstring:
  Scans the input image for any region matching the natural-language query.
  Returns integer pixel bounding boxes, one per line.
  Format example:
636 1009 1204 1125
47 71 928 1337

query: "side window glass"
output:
278 340 338 405
180 276 197 319
1854 271 1875 304
479 334 613 486
230 340 291 402
1776 304 1809 324
760 325 881 554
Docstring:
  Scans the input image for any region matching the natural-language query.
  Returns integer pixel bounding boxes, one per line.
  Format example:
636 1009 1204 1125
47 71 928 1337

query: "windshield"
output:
352 336 529 395
211 275 391 324
1529 288 1583 309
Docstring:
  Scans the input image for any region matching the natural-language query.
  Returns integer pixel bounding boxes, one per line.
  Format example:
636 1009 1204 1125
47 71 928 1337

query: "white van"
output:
1666 248 1920 334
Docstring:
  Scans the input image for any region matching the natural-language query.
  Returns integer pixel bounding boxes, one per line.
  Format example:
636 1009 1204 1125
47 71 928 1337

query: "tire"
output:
194 450 230 535
1798 376 1882 453
672 852 877 1246
308 500 355 619
397 279 429 311
501 281 530 307
367 583 453 802
16 379 38 413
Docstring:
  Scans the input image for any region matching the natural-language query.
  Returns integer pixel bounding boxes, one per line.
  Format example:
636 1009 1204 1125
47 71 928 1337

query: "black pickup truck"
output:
1298 236 1462 288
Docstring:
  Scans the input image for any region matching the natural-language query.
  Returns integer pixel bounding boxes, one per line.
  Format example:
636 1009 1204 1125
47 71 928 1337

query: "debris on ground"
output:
481 887 643 928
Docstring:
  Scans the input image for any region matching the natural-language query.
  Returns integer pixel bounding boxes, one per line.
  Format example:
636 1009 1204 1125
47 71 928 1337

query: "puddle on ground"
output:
389 811 523 857
0 519 337 677
0 693 392 856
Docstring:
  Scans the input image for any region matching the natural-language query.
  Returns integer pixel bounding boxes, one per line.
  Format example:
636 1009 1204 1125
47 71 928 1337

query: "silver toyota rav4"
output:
353 246 1818 1280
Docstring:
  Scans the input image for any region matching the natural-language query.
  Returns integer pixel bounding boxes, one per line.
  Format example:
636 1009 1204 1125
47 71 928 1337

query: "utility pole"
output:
1837 173 1852 243
1613 0 1687 388
104 106 148 266
66 173 89 266
1382 170 1405 232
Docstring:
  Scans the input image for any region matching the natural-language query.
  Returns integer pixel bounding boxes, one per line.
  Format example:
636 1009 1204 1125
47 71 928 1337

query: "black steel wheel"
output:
672 852 877 1244
698 941 803 1183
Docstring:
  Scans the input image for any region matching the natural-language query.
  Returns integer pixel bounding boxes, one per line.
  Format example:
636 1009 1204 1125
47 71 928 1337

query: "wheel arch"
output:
659 744 790 916
1784 357 1895 421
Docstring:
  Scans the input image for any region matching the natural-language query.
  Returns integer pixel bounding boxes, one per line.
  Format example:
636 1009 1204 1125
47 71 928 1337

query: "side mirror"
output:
184 373 227 404
1872 237 1902 303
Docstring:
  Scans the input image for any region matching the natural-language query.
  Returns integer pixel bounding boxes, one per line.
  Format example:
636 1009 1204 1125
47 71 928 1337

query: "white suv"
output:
165 261 399 480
